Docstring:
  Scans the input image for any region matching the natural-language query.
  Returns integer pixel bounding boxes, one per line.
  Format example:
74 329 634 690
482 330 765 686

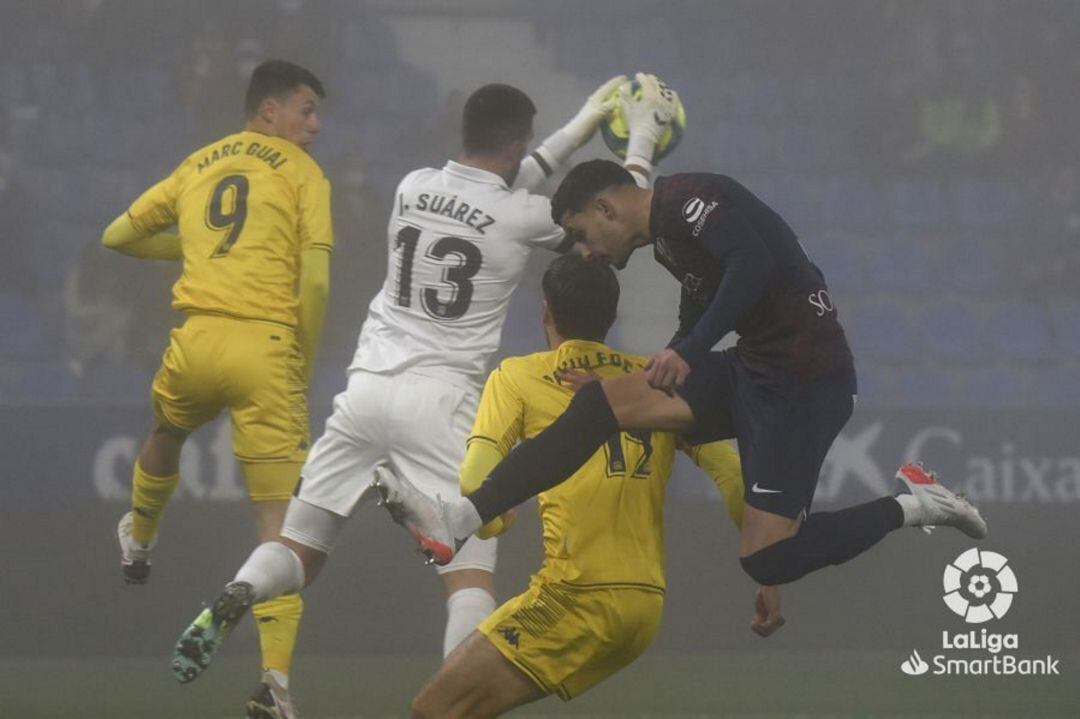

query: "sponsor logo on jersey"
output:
690 200 719 238
682 197 705 223
808 289 835 316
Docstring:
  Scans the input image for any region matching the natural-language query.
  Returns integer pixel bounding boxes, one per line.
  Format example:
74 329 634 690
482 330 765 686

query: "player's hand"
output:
621 72 681 146
554 368 600 393
750 585 786 638
643 348 690 396
563 74 627 146
477 508 518 540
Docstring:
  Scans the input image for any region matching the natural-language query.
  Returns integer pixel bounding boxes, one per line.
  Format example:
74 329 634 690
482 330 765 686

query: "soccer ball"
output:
600 78 687 163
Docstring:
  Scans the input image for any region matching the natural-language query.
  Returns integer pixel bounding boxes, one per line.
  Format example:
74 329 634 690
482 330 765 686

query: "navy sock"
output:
740 497 903 585
467 381 618 523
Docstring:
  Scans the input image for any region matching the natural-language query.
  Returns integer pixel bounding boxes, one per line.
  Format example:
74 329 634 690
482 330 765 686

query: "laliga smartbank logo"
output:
942 548 1016 623
901 549 1061 677
900 649 930 676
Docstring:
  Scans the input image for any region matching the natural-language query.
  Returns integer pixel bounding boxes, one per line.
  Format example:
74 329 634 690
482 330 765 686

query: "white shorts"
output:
291 369 497 574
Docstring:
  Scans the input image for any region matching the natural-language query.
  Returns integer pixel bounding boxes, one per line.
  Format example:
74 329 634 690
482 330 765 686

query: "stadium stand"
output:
0 0 1072 411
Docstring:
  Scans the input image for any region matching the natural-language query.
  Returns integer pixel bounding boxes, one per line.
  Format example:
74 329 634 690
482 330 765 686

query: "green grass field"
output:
4 650 1076 718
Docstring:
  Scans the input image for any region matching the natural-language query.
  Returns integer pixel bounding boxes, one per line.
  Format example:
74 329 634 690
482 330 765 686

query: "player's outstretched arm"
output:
101 213 182 260
296 247 330 384
669 206 776 374
459 441 517 539
296 169 333 383
459 364 528 538
513 75 626 192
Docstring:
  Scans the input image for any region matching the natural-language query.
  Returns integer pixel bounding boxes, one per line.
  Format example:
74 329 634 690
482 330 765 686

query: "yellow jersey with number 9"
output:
126 130 333 328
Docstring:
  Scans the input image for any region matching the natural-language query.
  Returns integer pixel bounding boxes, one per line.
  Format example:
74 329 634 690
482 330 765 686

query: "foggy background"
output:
1 1 1078 717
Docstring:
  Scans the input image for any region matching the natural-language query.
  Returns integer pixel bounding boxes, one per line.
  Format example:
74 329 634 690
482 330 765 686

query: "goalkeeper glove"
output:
532 74 627 172
623 72 681 173
562 74 627 147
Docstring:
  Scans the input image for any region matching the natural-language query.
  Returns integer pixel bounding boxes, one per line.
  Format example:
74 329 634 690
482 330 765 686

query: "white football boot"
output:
896 463 988 539
372 465 459 566
246 670 299 719
117 511 156 584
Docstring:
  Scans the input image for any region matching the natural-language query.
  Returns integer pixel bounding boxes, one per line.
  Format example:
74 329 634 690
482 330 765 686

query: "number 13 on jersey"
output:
394 226 484 321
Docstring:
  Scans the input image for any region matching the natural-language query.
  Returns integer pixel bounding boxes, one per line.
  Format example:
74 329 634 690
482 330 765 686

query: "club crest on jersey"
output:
499 626 521 648
683 272 704 297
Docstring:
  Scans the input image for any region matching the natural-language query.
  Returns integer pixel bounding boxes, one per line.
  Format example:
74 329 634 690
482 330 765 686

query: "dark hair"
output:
245 60 326 118
462 84 536 155
542 254 620 342
550 159 635 224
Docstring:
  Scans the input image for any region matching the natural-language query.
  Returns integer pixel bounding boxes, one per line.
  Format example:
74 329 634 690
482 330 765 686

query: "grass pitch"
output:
3 650 1075 718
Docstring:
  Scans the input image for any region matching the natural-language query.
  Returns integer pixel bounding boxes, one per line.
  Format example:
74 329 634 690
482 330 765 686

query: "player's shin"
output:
253 594 304 680
466 381 618 525
740 497 903 585
130 459 180 544
444 587 496 657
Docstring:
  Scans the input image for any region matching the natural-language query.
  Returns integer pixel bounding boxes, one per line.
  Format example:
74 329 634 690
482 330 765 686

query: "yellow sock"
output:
252 594 304 676
130 460 180 544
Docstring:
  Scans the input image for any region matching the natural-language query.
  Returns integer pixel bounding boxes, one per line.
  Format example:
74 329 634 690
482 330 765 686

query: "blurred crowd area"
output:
0 0 1078 408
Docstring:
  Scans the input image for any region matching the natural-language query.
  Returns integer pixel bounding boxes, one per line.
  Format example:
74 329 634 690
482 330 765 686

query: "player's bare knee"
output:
739 506 800 554
740 549 785 586
603 370 694 432
138 420 188 475
599 372 644 427
279 536 325 585
409 689 445 719
149 418 189 442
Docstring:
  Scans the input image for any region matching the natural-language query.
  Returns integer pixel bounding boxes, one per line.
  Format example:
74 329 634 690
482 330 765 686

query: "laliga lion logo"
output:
682 197 705 223
942 548 1018 624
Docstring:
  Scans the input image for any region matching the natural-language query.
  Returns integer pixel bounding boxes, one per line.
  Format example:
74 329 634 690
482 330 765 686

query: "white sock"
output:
265 668 289 690
234 541 305 603
895 494 923 526
443 587 496 658
447 497 484 540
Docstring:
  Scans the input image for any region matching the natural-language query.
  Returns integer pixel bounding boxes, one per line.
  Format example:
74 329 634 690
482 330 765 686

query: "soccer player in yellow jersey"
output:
382 254 763 718
102 60 331 719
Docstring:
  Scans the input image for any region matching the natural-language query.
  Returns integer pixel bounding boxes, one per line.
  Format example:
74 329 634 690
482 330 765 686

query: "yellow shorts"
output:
151 314 309 495
478 579 664 701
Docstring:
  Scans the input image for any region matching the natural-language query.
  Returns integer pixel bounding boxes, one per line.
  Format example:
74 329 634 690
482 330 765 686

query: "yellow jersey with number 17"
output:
470 339 677 591
126 130 333 328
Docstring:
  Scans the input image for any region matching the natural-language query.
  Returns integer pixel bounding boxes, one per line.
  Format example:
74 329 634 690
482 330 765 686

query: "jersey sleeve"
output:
298 168 334 253
515 191 571 252
511 154 549 192
672 200 776 365
668 285 705 349
683 440 744 528
468 361 527 457
126 166 182 235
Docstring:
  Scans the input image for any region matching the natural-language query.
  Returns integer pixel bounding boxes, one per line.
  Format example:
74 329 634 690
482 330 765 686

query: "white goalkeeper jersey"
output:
349 160 565 389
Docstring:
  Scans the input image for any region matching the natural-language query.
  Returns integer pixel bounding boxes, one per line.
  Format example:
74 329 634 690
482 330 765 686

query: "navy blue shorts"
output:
677 349 856 518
